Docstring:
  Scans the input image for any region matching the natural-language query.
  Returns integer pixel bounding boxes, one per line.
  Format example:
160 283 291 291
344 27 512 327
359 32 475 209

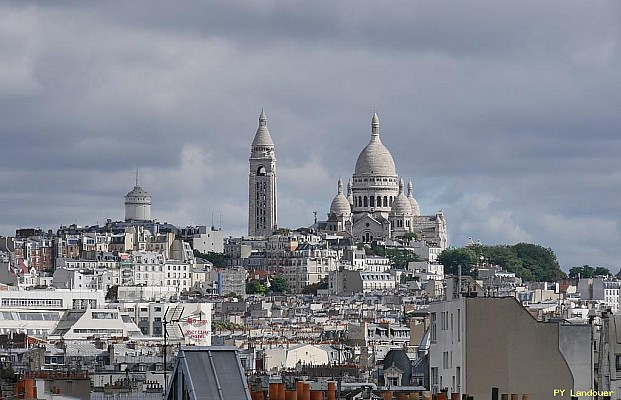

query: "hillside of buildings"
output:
0 113 615 399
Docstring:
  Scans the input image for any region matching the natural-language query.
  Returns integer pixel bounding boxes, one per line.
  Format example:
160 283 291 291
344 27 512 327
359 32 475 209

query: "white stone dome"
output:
354 112 397 176
330 178 351 215
391 178 412 215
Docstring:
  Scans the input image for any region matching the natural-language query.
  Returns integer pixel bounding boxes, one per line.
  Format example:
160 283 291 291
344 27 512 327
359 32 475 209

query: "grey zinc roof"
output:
125 185 151 197
166 346 251 400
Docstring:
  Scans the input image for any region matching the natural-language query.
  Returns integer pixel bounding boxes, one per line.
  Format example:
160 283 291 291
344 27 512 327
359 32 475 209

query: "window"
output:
457 309 461 342
441 311 449 330
431 367 438 390
430 313 437 342
92 312 117 319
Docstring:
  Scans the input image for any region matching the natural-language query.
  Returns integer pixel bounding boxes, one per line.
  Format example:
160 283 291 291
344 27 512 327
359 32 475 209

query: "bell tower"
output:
248 110 277 237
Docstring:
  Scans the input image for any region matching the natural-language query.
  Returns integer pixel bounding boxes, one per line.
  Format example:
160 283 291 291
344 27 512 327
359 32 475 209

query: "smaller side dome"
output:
330 178 351 216
391 178 412 216
407 179 421 216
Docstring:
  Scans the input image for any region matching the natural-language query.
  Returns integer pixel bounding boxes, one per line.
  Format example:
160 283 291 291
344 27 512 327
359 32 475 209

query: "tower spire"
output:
135 167 139 187
371 111 380 138
249 110 277 237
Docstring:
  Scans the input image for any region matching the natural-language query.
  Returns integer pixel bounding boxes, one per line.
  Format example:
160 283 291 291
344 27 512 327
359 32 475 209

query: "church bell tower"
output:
248 110 277 237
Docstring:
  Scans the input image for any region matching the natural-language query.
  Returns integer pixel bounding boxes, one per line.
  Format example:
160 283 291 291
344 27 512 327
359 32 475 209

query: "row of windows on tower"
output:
354 177 398 183
355 195 395 208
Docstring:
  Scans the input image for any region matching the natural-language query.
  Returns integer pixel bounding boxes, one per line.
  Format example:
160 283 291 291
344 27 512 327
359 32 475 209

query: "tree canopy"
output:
193 250 228 267
437 243 565 282
269 275 289 293
366 244 421 269
246 280 266 295
301 278 328 295
568 265 611 279
437 247 478 276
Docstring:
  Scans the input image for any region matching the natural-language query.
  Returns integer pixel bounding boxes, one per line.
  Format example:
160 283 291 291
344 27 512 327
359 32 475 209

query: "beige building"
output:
429 281 592 399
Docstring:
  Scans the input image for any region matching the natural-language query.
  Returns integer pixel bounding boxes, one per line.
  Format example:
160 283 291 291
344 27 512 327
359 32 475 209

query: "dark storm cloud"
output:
1 1 621 269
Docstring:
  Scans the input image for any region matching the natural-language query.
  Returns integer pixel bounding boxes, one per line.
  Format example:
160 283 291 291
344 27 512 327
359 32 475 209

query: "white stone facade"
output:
322 113 447 248
124 177 152 221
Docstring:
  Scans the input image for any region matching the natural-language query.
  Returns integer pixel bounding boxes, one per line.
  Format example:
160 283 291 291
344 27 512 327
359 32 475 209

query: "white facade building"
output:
129 251 192 292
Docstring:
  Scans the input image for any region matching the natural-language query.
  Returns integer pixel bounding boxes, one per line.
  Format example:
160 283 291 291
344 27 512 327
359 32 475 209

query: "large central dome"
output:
354 113 397 176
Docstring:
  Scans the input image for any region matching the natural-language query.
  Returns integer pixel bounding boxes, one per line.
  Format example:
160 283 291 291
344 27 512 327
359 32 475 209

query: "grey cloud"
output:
1 1 621 269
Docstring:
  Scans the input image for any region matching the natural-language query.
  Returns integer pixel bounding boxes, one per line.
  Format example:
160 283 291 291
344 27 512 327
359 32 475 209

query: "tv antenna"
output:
162 304 184 392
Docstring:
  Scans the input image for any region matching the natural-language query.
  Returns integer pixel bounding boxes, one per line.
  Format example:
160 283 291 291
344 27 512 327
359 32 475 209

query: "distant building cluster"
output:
247 111 448 246
0 112 616 400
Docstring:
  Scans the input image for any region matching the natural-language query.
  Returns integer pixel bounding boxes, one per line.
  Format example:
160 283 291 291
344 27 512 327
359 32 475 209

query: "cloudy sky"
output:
2 1 620 271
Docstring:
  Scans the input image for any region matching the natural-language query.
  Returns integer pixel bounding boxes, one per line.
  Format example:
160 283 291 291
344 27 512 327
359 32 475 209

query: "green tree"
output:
510 243 565 281
568 265 610 279
391 249 421 269
437 247 478 276
366 244 421 268
569 265 595 279
193 250 228 268
594 266 611 276
246 280 266 295
269 275 289 293
482 245 531 281
301 278 328 295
